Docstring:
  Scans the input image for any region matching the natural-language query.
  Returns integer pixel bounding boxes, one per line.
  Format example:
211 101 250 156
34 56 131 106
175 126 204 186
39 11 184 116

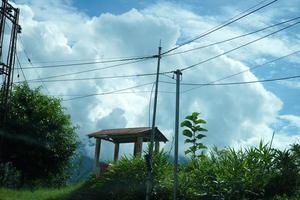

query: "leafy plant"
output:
0 83 78 186
0 162 21 188
67 150 173 200
181 112 207 159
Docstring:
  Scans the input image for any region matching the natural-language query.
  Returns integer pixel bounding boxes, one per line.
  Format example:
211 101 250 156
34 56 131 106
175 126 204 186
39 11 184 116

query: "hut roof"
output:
88 127 168 143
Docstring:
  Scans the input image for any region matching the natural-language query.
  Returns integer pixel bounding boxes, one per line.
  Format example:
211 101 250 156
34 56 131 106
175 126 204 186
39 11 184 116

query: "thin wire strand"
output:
17 71 173 83
62 82 155 101
182 49 300 93
35 59 153 80
16 34 157 69
19 54 157 65
16 54 27 82
164 16 300 57
161 75 300 87
180 21 300 72
17 55 157 69
51 90 175 97
17 36 51 94
162 0 278 55
61 74 300 100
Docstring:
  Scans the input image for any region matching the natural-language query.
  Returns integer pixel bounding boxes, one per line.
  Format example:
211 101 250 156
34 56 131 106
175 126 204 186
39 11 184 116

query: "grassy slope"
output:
0 183 299 200
0 183 82 200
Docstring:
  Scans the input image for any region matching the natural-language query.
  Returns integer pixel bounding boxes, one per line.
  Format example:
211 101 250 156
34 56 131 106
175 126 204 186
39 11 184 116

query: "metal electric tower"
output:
0 0 21 127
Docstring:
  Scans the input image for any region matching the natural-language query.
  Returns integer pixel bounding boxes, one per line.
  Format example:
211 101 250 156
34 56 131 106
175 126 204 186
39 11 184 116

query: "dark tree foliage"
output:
0 84 77 186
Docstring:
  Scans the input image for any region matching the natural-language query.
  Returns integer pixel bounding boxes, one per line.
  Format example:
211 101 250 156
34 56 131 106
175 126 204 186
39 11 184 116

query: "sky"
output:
5 0 300 160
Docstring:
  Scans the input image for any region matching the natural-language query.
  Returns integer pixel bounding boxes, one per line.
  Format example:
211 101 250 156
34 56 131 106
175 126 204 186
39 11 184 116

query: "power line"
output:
19 54 156 65
15 54 27 82
180 20 300 72
62 82 155 101
182 49 300 93
62 73 300 101
162 0 278 55
17 36 50 94
51 90 175 97
161 74 300 87
16 71 172 83
58 74 300 100
17 54 157 69
28 31 300 85
164 16 300 57
34 58 153 80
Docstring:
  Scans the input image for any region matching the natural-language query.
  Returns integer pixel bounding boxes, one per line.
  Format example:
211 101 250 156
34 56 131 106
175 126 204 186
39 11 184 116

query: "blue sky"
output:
10 0 300 158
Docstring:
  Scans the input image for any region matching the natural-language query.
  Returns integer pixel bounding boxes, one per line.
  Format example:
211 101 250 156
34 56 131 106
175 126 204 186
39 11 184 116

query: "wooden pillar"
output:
134 137 143 157
114 143 119 162
93 138 101 177
155 141 160 153
133 140 137 157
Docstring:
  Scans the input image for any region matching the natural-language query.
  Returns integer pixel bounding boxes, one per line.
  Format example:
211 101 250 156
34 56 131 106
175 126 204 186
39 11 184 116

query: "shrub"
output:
72 150 173 200
179 142 300 200
0 84 78 187
0 162 21 188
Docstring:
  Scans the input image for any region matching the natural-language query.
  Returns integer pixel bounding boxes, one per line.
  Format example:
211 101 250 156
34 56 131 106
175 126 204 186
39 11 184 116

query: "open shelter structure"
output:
88 127 168 175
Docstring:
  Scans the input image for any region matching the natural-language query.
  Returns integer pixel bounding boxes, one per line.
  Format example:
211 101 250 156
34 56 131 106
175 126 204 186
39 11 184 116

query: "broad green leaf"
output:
183 129 193 137
190 146 197 152
184 149 192 155
180 120 193 128
196 134 207 139
185 138 196 143
196 143 207 149
193 126 208 132
196 119 207 124
185 112 199 121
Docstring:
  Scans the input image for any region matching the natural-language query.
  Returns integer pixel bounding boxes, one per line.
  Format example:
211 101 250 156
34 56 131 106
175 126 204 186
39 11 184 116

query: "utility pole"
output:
269 131 275 150
0 0 21 161
173 69 182 200
0 0 21 127
145 42 162 200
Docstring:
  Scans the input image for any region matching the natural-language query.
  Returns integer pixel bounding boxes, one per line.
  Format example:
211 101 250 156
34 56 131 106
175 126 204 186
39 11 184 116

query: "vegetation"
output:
1 98 299 200
0 144 299 199
181 112 207 159
0 183 82 200
65 151 173 200
0 84 78 187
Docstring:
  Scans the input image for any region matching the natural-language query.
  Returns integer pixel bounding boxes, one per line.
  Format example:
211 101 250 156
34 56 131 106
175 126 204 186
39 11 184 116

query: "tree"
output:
181 112 207 159
0 84 78 186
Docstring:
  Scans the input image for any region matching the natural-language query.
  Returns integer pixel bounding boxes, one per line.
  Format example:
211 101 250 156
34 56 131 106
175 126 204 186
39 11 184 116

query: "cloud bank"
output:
12 0 300 159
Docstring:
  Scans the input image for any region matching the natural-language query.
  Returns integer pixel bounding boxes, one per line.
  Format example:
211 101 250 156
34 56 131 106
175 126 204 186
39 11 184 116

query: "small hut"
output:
88 127 168 175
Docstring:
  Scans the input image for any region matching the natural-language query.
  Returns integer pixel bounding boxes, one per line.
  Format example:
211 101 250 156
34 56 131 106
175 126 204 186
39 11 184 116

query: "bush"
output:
179 142 300 200
67 150 173 200
0 84 78 187
67 143 300 200
0 162 21 188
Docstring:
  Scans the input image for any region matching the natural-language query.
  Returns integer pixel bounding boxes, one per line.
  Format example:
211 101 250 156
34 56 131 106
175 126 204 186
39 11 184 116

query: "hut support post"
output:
114 143 119 162
94 138 101 176
155 141 160 153
134 137 143 157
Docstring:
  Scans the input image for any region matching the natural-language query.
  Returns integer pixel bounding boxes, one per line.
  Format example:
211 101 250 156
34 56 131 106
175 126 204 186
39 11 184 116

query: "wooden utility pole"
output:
173 69 182 200
146 42 162 200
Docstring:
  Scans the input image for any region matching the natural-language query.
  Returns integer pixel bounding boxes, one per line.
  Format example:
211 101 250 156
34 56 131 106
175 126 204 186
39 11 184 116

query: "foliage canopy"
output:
0 84 78 186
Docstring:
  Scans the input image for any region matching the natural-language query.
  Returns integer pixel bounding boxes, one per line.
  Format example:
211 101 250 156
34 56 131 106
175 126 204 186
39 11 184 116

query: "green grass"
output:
0 183 83 200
